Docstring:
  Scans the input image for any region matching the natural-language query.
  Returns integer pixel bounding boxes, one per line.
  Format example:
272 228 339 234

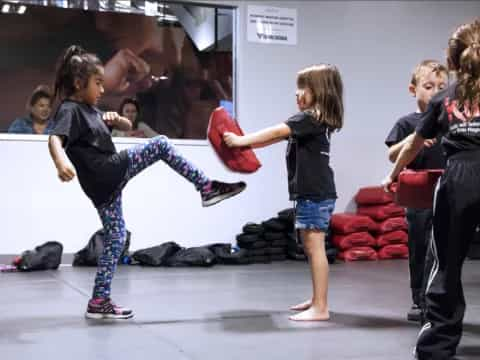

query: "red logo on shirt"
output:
444 97 480 123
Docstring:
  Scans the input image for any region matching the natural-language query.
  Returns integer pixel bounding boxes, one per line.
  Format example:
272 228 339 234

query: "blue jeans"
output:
295 199 336 231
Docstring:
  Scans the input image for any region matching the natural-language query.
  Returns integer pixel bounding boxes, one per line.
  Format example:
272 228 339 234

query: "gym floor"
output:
1 260 479 360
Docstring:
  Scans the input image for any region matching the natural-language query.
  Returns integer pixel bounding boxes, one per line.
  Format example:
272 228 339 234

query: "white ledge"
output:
0 134 209 147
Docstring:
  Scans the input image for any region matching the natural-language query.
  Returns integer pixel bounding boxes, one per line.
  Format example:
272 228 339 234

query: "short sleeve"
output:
50 107 82 147
7 119 26 134
285 112 324 138
385 120 410 147
416 95 443 139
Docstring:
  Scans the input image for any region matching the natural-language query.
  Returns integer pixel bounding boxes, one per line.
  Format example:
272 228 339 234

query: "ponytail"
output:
447 20 480 108
457 42 480 108
54 45 102 100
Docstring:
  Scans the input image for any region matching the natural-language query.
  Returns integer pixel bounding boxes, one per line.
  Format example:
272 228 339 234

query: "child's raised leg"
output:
125 135 245 206
289 229 330 321
86 194 133 320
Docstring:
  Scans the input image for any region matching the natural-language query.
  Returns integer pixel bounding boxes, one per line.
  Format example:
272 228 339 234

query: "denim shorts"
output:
295 198 336 231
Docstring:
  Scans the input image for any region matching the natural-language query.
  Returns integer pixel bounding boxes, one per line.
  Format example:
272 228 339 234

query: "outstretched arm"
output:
382 132 425 191
388 134 437 163
223 123 291 149
388 134 414 163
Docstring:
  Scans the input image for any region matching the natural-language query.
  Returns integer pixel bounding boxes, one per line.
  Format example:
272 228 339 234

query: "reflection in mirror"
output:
0 1 235 139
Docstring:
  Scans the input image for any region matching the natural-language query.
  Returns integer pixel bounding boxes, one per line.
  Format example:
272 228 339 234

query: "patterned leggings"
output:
92 136 210 299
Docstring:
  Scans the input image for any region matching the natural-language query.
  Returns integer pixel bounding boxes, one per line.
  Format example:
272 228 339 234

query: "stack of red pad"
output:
355 186 408 260
330 186 409 262
330 213 378 261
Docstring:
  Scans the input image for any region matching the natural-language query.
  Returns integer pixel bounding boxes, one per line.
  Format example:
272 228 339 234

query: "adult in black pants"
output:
383 19 480 360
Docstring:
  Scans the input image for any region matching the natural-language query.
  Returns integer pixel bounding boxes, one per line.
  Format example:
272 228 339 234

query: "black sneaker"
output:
407 304 422 322
201 180 246 207
85 298 134 320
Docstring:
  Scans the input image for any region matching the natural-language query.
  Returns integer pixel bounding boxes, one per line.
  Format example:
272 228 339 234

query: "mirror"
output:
0 1 235 139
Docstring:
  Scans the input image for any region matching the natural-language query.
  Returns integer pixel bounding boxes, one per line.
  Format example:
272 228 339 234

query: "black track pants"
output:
406 207 434 307
417 151 480 360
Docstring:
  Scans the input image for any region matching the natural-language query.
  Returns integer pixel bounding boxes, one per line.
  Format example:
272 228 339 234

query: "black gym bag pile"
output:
236 208 337 264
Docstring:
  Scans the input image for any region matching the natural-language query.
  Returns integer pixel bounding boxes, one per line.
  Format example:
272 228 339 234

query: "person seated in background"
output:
8 85 53 134
111 97 158 138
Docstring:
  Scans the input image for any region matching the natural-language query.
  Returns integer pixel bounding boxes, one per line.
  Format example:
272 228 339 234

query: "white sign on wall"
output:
247 5 297 45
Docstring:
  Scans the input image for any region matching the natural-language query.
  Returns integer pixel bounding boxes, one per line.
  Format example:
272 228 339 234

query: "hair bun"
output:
64 45 85 63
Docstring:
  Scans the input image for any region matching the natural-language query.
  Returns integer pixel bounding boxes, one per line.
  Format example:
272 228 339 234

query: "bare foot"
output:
289 299 312 311
289 306 330 321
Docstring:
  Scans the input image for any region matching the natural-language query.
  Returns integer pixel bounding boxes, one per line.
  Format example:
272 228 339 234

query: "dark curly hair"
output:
447 20 480 108
54 45 103 100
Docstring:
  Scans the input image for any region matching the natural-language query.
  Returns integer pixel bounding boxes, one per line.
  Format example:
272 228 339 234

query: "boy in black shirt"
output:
385 60 447 322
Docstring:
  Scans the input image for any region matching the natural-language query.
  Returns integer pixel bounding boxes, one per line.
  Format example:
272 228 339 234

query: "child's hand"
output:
381 175 395 193
423 138 437 148
223 132 243 147
103 112 121 127
57 162 76 182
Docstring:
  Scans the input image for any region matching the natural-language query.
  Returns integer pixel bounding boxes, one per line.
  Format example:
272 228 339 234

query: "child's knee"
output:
303 231 326 254
153 135 170 147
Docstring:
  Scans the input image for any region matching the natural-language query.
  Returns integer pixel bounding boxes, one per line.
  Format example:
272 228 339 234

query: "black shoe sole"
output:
202 184 246 207
85 312 134 320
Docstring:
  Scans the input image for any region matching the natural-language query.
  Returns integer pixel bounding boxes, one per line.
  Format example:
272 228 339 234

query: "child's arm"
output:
223 124 291 148
388 134 437 163
48 135 76 182
388 134 414 162
103 112 132 131
382 132 425 191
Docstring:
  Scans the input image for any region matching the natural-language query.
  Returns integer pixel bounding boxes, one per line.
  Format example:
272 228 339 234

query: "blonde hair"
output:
410 60 448 86
447 19 480 108
296 64 344 130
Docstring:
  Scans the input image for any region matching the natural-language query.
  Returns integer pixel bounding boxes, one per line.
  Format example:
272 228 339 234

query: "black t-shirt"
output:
385 112 446 170
51 100 129 208
416 83 480 158
285 112 337 201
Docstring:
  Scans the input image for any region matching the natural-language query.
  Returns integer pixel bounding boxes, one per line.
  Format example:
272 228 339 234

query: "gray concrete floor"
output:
1 260 479 360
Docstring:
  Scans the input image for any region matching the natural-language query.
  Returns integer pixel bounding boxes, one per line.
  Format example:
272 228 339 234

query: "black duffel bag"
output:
73 229 131 266
14 241 63 271
166 246 216 267
207 243 250 265
132 242 181 266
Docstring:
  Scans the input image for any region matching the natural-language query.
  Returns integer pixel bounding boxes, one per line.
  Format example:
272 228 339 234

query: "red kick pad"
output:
374 217 408 234
393 169 443 209
332 232 376 251
337 247 378 261
376 230 408 247
377 244 409 259
330 213 377 234
357 203 405 221
355 186 394 206
207 107 261 173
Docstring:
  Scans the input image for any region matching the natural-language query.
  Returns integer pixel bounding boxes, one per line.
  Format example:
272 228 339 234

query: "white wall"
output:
1 1 479 254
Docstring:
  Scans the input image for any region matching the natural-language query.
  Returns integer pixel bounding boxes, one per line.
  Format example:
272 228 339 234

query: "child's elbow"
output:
388 151 397 163
48 135 56 146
